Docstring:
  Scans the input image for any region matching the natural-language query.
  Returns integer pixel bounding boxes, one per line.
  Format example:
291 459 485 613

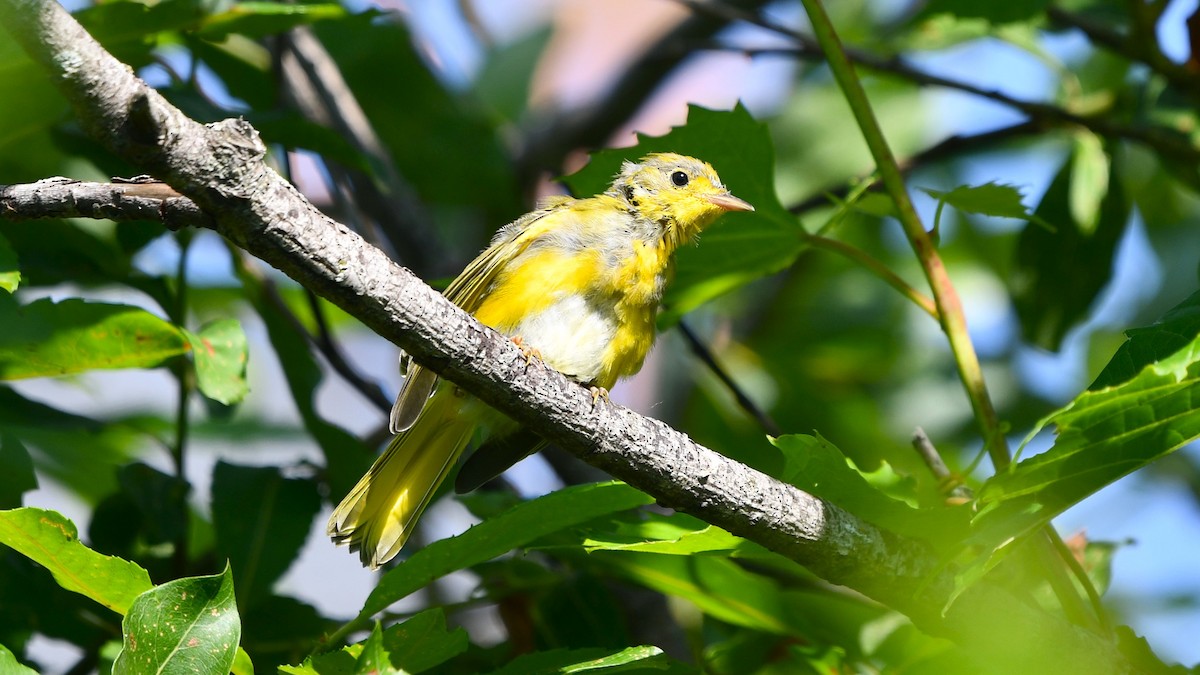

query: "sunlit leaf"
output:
0 233 18 292
0 644 36 674
0 507 152 614
960 318 1200 587
774 434 969 551
232 647 255 675
354 623 396 675
1070 131 1110 232
361 482 653 618
0 297 189 380
198 2 347 40
112 563 240 675
488 646 670 675
589 552 794 635
382 607 468 673
1091 289 1200 389
279 608 467 675
187 318 249 405
573 512 766 557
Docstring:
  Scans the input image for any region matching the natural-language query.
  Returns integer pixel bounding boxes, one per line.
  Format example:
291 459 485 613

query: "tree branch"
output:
0 1 1128 670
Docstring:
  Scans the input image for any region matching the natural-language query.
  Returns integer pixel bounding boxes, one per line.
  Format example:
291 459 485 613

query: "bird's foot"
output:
510 336 542 367
589 386 610 407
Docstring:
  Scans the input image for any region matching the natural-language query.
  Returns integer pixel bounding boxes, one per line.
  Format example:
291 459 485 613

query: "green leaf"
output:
589 552 794 635
0 386 139 502
773 434 969 551
574 512 767 557
211 462 321 607
0 221 130 286
1010 154 1130 350
563 104 802 324
1069 131 1110 233
1091 289 1200 389
112 563 241 675
186 319 250 405
0 297 189 380
0 233 19 292
232 647 255 675
488 646 670 675
920 182 1041 226
280 609 467 675
531 572 631 651
473 28 551 122
76 0 206 68
965 326 1200 581
189 34 274 111
0 644 35 675
381 608 468 673
921 182 1030 219
0 507 152 614
361 482 654 618
198 2 347 40
240 595 330 671
354 622 396 675
116 462 190 546
0 435 37 508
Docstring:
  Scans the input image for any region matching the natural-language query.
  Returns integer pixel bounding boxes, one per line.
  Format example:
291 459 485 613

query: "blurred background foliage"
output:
2 0 1200 672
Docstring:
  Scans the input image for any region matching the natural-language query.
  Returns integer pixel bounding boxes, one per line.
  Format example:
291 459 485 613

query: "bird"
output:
327 153 754 568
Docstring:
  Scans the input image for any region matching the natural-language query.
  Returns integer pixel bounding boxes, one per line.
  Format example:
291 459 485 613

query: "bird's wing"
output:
389 203 569 433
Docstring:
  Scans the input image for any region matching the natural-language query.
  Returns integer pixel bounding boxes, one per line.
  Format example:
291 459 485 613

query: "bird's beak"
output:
705 192 755 212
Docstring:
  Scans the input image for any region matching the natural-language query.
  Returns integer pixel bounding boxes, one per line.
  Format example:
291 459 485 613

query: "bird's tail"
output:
327 387 475 568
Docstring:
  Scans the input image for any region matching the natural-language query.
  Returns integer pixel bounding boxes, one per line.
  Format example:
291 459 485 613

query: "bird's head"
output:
608 153 754 249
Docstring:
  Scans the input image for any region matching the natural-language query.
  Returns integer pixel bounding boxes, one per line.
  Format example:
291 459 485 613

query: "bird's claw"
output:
589 386 610 407
510 336 542 367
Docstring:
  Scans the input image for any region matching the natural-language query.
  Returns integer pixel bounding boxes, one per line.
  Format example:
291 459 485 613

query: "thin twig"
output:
278 28 444 274
804 234 938 319
1047 6 1200 99
168 229 193 575
677 320 782 437
1048 527 1114 635
304 289 393 414
910 427 972 502
789 121 1044 216
238 248 394 416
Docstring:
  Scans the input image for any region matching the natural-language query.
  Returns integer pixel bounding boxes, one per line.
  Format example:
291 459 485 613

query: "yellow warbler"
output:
328 153 753 568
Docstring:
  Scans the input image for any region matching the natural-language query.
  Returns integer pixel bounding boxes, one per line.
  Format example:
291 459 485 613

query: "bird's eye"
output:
670 171 689 187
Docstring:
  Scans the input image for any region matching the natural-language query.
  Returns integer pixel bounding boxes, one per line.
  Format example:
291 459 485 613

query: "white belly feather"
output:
509 293 615 384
